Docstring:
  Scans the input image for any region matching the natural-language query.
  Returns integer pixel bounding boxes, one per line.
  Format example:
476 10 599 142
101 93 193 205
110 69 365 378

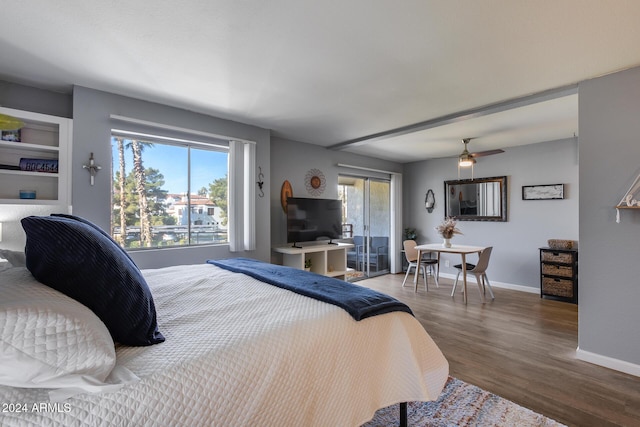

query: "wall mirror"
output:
444 176 508 222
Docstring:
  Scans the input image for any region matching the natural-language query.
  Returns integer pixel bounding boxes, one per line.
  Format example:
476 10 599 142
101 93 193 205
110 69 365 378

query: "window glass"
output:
111 135 228 249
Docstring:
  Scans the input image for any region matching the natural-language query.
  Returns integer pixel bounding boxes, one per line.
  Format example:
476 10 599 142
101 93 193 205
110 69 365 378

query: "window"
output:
111 132 229 249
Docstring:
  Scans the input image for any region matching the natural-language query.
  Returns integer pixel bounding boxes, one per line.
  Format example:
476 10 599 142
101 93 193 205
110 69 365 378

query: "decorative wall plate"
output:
280 180 293 213
305 168 326 196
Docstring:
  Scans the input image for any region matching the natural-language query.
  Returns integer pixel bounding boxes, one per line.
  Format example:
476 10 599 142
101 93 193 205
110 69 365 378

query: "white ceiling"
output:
2 1 640 163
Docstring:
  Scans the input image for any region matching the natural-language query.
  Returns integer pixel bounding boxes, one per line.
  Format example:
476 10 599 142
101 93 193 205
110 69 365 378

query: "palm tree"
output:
131 139 153 247
115 137 127 246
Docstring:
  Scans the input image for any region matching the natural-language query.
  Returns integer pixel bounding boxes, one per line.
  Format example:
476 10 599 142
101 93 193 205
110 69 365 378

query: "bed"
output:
0 215 449 426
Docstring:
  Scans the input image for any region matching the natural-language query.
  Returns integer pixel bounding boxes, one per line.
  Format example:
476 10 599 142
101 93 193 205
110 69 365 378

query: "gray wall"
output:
70 86 271 268
403 138 579 290
0 81 72 119
269 137 402 261
579 67 640 367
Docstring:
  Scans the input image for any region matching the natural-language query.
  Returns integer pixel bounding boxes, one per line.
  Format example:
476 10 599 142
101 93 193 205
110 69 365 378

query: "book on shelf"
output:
1 129 21 142
19 158 58 173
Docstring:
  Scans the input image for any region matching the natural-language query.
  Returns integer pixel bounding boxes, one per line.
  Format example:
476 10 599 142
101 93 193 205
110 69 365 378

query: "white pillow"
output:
0 249 26 267
0 258 11 273
0 267 117 392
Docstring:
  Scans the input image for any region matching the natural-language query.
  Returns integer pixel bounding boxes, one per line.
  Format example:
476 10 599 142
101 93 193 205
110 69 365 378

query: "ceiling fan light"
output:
458 154 475 167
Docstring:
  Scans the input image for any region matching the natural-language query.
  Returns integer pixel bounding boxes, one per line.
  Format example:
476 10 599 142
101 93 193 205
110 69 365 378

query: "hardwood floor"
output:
359 273 640 427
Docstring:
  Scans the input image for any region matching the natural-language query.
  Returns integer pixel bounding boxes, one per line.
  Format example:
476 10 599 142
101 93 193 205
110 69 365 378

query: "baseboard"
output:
437 273 539 294
575 347 640 378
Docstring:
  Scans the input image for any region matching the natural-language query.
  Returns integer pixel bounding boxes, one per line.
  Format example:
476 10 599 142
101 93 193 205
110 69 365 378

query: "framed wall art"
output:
304 168 326 196
280 180 293 213
522 184 565 200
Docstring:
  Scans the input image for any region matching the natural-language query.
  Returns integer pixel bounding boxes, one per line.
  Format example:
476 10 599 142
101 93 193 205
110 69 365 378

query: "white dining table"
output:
414 243 486 304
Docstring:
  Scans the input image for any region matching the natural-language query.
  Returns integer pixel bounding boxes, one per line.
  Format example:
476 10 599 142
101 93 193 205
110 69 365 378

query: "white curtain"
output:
390 173 403 274
228 140 256 252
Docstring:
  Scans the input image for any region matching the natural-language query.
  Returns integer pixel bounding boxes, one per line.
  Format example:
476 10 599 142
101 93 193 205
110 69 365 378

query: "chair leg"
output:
483 274 495 299
421 264 427 292
475 273 486 303
451 271 461 296
430 264 439 288
414 264 424 292
402 265 412 287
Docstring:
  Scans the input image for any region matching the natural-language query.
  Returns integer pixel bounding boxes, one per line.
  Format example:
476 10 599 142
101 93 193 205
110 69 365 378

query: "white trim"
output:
228 140 256 252
243 142 256 251
228 141 242 252
110 114 256 145
437 272 539 294
111 128 229 150
336 163 397 175
390 173 402 274
576 347 640 378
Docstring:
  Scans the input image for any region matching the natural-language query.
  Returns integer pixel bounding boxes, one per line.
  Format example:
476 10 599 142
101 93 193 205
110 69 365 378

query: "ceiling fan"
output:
458 138 504 167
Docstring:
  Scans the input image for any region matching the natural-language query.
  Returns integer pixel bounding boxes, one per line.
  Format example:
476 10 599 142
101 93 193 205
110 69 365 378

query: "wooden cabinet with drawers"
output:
539 247 578 304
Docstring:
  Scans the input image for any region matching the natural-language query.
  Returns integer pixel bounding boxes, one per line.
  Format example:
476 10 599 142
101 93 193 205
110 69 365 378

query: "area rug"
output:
346 270 366 281
362 376 565 427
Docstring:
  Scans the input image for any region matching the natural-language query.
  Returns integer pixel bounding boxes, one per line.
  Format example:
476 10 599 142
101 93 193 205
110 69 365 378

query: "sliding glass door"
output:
339 175 390 280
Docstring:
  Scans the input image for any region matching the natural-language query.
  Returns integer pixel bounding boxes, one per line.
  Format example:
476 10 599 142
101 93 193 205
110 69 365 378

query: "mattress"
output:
1 263 448 426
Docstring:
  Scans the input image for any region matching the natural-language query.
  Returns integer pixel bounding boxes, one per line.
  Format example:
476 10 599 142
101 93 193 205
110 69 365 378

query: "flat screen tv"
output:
287 197 342 247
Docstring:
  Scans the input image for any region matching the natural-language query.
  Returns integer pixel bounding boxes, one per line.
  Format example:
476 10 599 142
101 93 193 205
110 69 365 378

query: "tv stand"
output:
273 242 354 280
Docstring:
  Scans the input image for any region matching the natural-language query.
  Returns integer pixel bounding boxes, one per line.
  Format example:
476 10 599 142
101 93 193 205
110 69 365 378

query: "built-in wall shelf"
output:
0 139 61 152
0 107 72 205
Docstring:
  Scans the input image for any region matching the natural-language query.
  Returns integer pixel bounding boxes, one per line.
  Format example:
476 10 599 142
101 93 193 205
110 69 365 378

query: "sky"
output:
111 139 228 194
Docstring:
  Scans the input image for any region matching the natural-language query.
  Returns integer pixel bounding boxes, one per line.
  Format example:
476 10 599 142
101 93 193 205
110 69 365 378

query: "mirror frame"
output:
444 176 508 222
425 189 435 213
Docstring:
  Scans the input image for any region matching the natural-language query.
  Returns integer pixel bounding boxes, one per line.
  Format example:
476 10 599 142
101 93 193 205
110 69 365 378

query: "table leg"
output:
413 249 421 284
461 253 468 304
400 402 407 427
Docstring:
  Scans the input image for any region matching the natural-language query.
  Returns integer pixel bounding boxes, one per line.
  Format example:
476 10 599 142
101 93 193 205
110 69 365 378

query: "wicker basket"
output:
547 239 574 250
542 277 574 298
541 251 574 264
542 264 573 278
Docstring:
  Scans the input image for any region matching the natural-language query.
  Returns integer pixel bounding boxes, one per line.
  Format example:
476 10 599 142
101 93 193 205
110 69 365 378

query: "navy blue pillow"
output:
50 213 136 262
21 215 165 346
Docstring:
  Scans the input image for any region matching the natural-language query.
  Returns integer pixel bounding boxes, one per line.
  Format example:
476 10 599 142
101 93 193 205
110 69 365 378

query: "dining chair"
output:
402 240 439 291
451 246 495 300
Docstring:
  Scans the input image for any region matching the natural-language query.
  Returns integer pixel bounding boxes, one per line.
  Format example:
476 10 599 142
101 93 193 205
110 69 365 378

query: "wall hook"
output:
82 152 102 186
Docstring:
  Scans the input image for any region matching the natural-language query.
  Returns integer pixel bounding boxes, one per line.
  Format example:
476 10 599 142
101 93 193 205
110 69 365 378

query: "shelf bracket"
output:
82 152 102 186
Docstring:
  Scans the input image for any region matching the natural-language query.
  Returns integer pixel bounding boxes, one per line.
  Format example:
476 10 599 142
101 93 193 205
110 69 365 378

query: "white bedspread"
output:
1 264 448 427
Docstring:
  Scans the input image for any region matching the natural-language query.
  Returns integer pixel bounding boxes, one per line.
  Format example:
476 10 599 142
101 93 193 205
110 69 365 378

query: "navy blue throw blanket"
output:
207 258 413 321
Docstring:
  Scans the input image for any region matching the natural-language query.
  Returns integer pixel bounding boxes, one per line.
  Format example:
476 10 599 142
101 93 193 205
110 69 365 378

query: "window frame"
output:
109 114 256 253
110 129 229 250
